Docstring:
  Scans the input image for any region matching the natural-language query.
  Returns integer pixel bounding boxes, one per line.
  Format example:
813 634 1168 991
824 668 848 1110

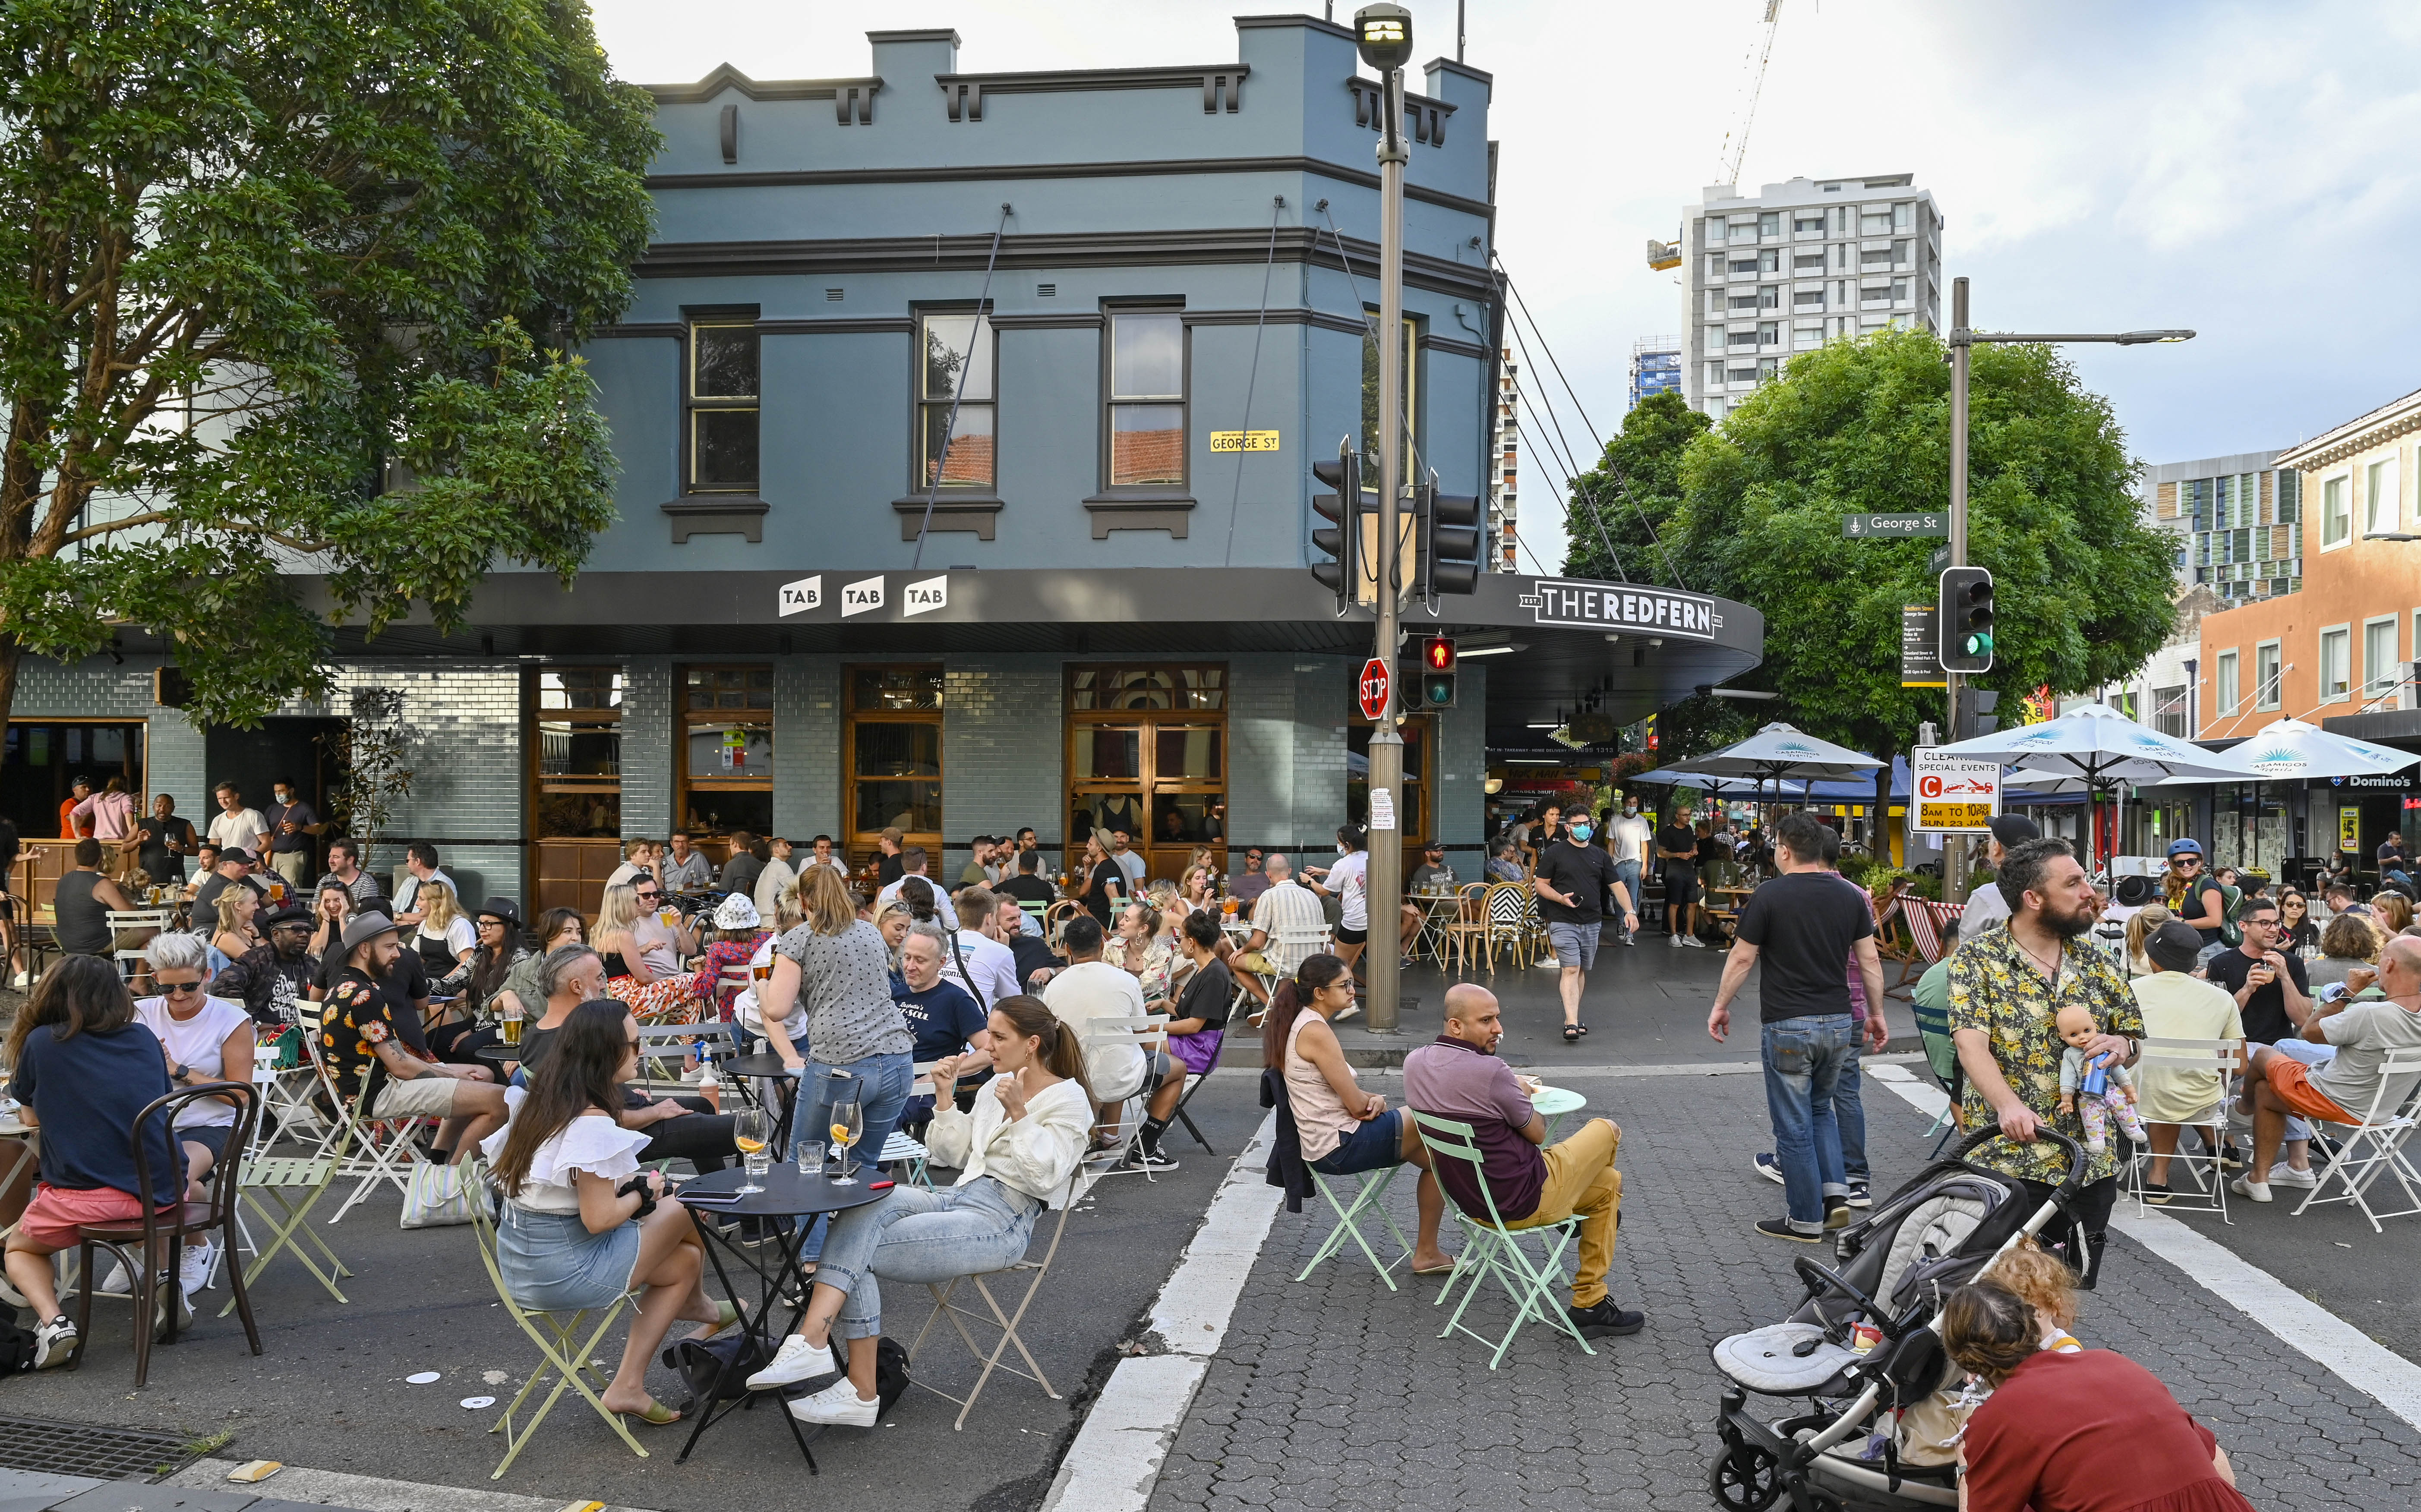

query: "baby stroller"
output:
1707 1126 2088 1511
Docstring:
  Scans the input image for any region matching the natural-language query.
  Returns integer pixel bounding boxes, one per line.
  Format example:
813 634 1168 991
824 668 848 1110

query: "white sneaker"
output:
32 1316 77 1369
2266 1163 2318 1189
786 1376 880 1427
1681 935 1708 948
1668 933 1684 948
180 1240 218 1295
746 1333 836 1391
1333 1002 1361 1022
2230 1175 2273 1203
96 1259 133 1296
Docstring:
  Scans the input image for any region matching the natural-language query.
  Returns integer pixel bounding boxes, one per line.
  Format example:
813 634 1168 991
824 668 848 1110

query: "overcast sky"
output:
590 0 2421 574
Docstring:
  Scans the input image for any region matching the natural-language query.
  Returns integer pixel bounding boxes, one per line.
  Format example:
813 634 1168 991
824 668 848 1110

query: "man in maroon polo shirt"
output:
1403 983 1641 1339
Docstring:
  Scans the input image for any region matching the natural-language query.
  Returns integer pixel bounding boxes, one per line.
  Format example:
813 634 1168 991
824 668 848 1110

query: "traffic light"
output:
1414 471 1484 598
1419 635 1457 708
1310 440 1364 611
1956 686 2001 741
1938 566 1996 673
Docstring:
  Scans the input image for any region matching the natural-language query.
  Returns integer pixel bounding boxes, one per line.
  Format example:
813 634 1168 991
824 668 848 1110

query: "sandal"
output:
691 1299 742 1340
613 1397 682 1426
1576 1023 1590 1036
1562 1025 1582 1044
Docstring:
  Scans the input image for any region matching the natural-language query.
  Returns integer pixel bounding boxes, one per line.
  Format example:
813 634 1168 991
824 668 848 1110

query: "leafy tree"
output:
0 0 658 729
1662 330 2176 809
1562 390 1708 586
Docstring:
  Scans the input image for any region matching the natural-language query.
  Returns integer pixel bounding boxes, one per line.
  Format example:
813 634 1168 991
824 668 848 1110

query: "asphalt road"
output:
6 1077 1270 1512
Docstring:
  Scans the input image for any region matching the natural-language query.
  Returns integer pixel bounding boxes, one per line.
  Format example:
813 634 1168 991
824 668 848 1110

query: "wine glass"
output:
828 1099 864 1185
732 1109 770 1194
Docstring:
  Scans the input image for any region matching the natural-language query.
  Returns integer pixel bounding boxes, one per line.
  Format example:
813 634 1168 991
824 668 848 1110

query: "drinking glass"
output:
732 1109 770 1194
499 996 524 1047
793 1138 825 1178
828 1099 864 1185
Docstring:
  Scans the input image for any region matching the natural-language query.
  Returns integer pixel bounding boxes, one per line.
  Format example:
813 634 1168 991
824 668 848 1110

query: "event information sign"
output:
1912 751 2001 833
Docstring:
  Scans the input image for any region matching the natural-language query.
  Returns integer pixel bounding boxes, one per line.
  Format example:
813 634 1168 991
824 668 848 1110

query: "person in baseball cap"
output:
1960 815 2049 938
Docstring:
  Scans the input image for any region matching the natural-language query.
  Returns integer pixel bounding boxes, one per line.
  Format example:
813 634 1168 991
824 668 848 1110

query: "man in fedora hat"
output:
1955 814 2041 942
210 901 321 1027
318 914 508 1164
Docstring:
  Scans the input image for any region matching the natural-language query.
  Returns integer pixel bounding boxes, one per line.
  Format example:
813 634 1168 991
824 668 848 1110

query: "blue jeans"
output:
791 1050 915 1260
1762 1014 1860 1232
818 1177 1041 1340
1613 861 1641 933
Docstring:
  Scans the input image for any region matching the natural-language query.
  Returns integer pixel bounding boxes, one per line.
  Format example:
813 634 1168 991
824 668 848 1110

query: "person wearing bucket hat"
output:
319 913 510 1163
690 892 772 1022
210 901 322 1027
1956 815 2042 941
2128 920 2247 1202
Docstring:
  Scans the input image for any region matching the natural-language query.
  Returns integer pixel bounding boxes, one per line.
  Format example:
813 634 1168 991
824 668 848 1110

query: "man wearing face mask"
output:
1609 797 1654 947
1531 816 1638 1045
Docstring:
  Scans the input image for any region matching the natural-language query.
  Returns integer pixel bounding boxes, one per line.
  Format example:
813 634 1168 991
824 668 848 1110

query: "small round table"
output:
1529 1084 1586 1140
675 1165 891 1467
718 1051 800 1132
474 1043 522 1071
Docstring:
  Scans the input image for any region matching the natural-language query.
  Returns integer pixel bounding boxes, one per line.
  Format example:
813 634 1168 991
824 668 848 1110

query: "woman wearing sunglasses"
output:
130 931 255 1306
2278 890 2319 954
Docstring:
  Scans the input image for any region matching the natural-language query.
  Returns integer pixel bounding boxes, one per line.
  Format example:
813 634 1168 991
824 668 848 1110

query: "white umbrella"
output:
1660 723 1885 840
2149 717 2419 870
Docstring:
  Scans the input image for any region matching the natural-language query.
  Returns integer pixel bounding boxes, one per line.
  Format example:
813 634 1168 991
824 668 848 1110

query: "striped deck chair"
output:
1890 900 1965 995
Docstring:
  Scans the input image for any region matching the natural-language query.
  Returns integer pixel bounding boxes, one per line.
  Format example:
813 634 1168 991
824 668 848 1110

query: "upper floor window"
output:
2322 474 2351 546
1107 311 1185 488
918 311 994 490
2365 457 2399 535
688 321 758 492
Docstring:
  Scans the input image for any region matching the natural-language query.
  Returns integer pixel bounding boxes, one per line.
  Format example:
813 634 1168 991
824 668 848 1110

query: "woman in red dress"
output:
1943 1280 2256 1512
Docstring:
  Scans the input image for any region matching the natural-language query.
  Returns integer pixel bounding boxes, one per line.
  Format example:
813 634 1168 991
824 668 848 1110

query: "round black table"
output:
475 1043 523 1069
717 1052 801 1135
674 1165 890 1466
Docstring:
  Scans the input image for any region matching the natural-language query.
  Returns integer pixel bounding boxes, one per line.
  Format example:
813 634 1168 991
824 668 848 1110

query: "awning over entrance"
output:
302 567 1765 744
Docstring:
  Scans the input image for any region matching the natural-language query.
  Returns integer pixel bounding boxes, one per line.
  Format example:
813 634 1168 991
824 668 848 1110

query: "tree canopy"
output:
1566 330 2177 772
0 0 659 728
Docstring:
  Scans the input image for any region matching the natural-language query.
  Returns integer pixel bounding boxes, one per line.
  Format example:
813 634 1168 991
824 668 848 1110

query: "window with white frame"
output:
2254 642 2281 709
2365 456 2399 535
1106 309 1185 488
2322 473 2351 546
2319 626 2351 701
2365 617 2400 699
2216 649 2239 715
917 310 995 489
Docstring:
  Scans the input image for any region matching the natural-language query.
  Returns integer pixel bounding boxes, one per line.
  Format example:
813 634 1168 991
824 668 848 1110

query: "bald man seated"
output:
2232 936 2421 1204
1402 984 1644 1339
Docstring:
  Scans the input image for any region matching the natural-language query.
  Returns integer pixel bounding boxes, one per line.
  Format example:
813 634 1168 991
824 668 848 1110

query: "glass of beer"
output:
499 997 524 1048
753 959 773 986
659 907 679 929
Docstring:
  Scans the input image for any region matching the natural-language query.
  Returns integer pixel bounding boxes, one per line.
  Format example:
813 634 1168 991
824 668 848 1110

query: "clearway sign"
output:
1912 750 2000 833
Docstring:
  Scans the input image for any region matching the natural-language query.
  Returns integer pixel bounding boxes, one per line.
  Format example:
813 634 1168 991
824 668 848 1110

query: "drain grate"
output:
0 1417 205 1481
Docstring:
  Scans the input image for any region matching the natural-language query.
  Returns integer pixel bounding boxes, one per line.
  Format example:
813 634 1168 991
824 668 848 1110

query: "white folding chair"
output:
1079 1015 1170 1179
2127 1037 2241 1222
906 1167 1089 1430
293 1002 437 1223
106 908 176 988
2294 1050 2421 1233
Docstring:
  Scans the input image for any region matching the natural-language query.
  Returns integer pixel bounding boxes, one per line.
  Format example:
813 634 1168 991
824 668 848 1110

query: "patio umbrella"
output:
2149 717 2419 869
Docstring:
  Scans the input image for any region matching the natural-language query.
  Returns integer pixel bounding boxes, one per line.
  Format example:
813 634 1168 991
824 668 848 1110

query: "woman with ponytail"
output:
745 994 1093 1425
1265 954 1452 1274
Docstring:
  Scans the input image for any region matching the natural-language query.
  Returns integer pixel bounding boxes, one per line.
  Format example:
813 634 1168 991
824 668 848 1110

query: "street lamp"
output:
1354 2 1412 1031
1939 277 2194 903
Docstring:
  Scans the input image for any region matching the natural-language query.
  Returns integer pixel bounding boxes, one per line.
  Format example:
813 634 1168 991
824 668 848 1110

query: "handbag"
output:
400 1158 493 1229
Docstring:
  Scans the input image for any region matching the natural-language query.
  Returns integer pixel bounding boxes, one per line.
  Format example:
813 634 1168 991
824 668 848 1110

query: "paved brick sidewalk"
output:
1147 1068 2421 1512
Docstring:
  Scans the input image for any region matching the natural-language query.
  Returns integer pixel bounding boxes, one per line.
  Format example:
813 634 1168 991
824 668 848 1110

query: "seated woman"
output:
688 894 770 1023
4 957 186 1367
593 881 694 1023
1131 909 1233 1171
494 908 586 1024
1115 903 1174 1008
480 1000 739 1425
431 897 529 1068
1268 953 1450 1273
1942 1279 2253 1511
411 880 477 998
306 882 353 966
745 995 1092 1424
208 885 259 976
130 932 256 1303
2305 911 2378 995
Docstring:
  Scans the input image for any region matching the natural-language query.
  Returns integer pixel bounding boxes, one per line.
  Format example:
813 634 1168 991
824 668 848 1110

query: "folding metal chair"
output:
1080 1015 1171 1178
2127 1037 2241 1222
106 909 176 989
906 1168 1088 1430
2294 1049 2421 1233
467 1175 648 1477
1409 1110 1595 1370
1907 992 1966 1159
1165 1035 1224 1155
219 1055 354 1312
1297 1164 1412 1289
294 1002 437 1223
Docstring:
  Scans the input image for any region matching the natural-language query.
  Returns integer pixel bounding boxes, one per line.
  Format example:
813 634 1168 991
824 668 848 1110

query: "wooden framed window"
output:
1066 665 1226 880
679 665 773 838
916 312 994 490
526 668 625 916
686 317 759 493
846 665 943 863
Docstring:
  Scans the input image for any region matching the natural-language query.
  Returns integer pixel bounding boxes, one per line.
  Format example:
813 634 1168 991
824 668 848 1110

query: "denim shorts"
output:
495 1204 641 1314
1311 1108 1403 1176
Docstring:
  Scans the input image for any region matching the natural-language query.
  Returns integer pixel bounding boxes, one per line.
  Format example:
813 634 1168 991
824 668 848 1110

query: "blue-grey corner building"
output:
6 16 1758 916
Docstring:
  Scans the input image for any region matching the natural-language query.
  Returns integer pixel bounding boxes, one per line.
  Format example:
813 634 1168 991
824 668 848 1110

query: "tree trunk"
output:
1873 751 1896 866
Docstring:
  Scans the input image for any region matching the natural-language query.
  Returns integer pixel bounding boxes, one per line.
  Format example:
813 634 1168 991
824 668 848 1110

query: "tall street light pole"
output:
1941 273 2192 903
1358 4 1413 1032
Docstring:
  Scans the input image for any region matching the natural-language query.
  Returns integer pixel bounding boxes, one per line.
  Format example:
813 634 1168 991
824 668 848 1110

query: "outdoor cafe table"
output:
673 1164 890 1467
1529 1084 1586 1140
719 1052 804 1141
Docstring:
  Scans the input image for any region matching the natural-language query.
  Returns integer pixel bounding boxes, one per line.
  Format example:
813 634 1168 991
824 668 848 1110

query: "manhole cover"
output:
0 1417 206 1481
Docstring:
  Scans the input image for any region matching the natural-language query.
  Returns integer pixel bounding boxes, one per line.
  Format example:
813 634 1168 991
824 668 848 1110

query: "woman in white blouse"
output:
744 994 1093 1425
481 1001 738 1426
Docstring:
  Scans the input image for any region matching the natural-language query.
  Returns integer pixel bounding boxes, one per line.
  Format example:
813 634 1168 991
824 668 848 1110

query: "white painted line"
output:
1865 1060 2421 1434
168 1458 655 1512
1042 1112 1280 1512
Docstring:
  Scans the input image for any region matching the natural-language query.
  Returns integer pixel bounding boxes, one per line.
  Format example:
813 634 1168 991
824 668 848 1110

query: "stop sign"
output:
1358 657 1391 721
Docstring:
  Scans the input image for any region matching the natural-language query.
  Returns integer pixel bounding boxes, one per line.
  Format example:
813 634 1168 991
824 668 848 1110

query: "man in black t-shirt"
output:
132 793 199 885
1708 813 1886 1241
2202 896 2311 1046
997 849 1057 907
1656 810 1703 947
1532 819 1637 1043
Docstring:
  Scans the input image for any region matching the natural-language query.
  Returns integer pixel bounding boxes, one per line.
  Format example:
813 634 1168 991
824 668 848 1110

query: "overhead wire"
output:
1499 303 1629 581
1221 196 1288 568
909 203 1013 570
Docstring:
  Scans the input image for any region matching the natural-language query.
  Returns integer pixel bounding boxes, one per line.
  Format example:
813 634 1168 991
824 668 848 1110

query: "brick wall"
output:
10 656 208 806
621 658 674 839
1435 662 1487 850
1225 655 1297 862
943 657 1064 860
774 658 840 842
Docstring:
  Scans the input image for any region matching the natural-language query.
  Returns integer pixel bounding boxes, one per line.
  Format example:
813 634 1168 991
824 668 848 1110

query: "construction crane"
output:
1648 2 1782 273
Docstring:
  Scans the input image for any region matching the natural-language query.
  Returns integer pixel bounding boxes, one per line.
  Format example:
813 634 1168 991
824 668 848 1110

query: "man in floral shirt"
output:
322 914 508 1164
1948 837 2143 1288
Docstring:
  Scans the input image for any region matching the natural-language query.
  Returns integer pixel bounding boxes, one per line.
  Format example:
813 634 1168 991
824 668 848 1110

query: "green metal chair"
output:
465 1167 647 1478
1408 1110 1596 1370
219 1055 354 1315
1298 1164 1413 1289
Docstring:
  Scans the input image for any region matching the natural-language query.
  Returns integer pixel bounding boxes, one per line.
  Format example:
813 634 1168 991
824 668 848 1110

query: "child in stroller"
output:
1708 1125 2089 1512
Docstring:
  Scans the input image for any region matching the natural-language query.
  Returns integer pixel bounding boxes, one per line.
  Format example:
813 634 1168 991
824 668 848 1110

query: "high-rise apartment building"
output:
1630 337 1681 410
2143 450 2302 603
1488 351 1521 570
1680 174 1943 419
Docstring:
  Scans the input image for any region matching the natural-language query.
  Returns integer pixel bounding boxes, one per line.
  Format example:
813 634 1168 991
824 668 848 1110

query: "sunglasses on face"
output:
635 891 661 902
159 980 204 996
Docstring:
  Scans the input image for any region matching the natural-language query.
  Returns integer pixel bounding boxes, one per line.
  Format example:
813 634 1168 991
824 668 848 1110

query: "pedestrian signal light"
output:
1420 635 1457 708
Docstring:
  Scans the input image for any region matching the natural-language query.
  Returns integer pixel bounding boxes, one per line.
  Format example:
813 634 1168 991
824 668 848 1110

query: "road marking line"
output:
1042 1111 1281 1512
167 1458 653 1512
1865 1062 2421 1433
